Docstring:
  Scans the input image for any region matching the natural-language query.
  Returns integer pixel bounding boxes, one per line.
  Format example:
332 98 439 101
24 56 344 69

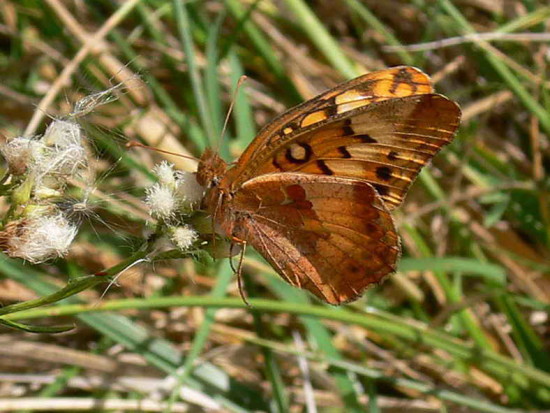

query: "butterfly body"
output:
196 67 461 305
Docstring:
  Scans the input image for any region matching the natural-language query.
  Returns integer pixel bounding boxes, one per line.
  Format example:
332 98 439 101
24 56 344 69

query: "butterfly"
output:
196 66 461 305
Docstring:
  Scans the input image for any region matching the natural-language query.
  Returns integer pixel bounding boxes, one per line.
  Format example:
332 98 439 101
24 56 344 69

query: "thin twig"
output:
461 90 513 122
383 32 550 52
386 31 550 89
293 331 317 413
24 0 142 136
0 397 191 412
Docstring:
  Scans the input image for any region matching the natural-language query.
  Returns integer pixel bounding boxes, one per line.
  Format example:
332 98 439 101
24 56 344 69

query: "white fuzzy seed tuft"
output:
42 120 82 147
175 171 205 208
5 213 78 263
0 137 44 175
170 225 198 250
153 161 176 188
30 119 87 179
145 183 177 220
45 144 87 176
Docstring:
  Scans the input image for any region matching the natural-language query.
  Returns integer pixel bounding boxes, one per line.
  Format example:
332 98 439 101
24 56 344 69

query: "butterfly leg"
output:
229 236 250 307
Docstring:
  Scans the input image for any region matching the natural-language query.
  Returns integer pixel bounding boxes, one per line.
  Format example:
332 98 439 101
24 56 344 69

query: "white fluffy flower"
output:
4 120 89 184
3 213 78 263
146 163 205 221
145 183 178 220
153 161 177 188
175 171 205 208
0 137 44 175
170 225 198 250
42 119 82 147
40 144 87 177
33 120 87 177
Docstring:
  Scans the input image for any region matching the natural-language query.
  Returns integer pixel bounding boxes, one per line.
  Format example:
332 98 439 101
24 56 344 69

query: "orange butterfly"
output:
196 66 461 305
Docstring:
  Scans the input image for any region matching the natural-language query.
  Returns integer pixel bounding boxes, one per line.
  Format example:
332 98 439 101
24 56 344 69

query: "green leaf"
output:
0 318 73 333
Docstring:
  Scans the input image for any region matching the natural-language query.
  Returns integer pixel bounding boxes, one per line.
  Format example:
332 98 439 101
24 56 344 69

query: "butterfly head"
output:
196 148 227 189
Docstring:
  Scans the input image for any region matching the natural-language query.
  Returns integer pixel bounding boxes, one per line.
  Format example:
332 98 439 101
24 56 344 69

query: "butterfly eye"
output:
210 177 221 188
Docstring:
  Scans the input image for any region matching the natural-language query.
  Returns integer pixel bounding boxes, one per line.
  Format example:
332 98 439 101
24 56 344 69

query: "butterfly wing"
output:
236 66 435 164
225 69 460 210
224 173 400 304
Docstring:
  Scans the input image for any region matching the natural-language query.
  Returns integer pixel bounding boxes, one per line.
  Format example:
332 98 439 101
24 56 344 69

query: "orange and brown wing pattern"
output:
208 66 461 304
256 94 460 209
227 173 400 304
228 66 434 184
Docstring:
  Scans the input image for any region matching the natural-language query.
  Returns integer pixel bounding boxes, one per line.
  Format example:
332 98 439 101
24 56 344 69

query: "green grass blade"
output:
439 0 550 136
205 11 226 154
6 295 550 398
243 270 289 412
172 0 216 145
283 0 358 78
0 257 266 411
167 262 235 407
265 274 368 412
224 0 302 103
498 294 550 372
229 52 256 150
399 257 507 286
345 0 415 65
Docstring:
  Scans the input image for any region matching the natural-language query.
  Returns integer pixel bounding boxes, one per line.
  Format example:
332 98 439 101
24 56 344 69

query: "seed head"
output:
33 119 87 178
42 119 82 148
1 212 78 263
170 225 198 250
153 161 177 188
0 137 43 175
175 171 205 209
145 183 178 220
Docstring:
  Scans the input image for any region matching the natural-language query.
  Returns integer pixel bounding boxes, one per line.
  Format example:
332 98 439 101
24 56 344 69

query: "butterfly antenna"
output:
215 75 248 153
126 140 200 162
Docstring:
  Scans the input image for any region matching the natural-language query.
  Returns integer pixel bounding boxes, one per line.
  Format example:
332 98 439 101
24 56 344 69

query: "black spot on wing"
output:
272 157 283 170
396 67 414 83
337 146 352 158
286 121 299 131
376 166 392 181
316 160 334 175
325 105 338 117
343 124 355 136
349 264 361 274
342 120 377 142
391 68 416 94
373 184 389 196
357 133 377 143
387 151 399 161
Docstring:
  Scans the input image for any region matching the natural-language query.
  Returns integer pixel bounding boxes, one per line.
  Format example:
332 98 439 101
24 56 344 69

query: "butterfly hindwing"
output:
224 173 400 304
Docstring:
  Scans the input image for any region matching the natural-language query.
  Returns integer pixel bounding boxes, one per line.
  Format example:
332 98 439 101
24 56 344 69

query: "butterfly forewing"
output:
226 68 460 211
279 94 459 209
230 66 435 182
